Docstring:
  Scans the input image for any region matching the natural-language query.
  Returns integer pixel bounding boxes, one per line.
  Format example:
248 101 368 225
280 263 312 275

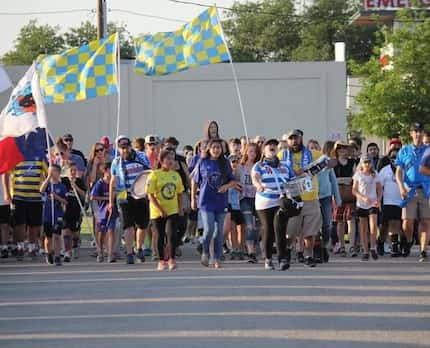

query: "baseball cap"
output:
410 122 424 131
145 135 159 145
116 135 131 146
100 136 111 147
285 130 301 139
388 138 402 147
263 138 279 147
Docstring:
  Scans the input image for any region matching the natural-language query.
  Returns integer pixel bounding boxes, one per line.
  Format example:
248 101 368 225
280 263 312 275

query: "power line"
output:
0 9 93 16
109 8 187 23
168 0 430 24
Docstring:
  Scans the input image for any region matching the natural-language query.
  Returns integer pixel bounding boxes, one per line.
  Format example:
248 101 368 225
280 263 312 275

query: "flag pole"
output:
114 33 121 158
31 66 55 228
215 6 249 142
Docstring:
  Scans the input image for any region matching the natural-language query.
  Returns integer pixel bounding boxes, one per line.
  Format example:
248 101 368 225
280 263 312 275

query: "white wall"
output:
1 61 346 154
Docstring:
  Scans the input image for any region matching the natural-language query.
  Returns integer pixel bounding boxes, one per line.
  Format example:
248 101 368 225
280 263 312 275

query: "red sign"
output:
365 0 430 10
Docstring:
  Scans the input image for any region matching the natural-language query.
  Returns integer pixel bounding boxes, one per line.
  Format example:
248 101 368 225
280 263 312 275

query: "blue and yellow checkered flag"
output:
135 7 230 76
37 33 118 104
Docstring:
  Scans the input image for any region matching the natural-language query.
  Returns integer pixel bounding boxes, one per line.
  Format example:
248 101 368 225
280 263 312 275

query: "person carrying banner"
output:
395 122 430 262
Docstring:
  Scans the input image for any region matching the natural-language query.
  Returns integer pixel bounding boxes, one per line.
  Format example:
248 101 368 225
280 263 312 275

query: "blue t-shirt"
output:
395 144 430 193
111 150 150 193
193 158 234 213
91 178 118 221
43 182 67 225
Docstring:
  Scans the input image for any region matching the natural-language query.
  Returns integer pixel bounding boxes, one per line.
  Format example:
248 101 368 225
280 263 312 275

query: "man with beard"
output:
278 129 321 267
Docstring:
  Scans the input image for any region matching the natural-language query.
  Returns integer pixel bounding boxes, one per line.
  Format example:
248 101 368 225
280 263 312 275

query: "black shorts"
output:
229 209 244 225
0 205 11 225
13 200 43 227
119 196 150 230
63 214 82 232
43 223 63 238
382 205 402 222
356 207 379 218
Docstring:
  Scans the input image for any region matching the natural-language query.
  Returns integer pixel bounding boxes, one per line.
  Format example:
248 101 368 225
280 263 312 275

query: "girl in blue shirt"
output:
191 139 238 268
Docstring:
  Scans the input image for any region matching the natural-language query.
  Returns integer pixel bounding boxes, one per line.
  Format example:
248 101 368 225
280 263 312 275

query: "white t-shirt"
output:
379 164 402 207
353 171 381 209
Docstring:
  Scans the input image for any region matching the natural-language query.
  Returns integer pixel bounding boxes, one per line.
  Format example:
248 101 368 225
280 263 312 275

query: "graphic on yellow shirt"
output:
146 169 184 219
278 149 321 201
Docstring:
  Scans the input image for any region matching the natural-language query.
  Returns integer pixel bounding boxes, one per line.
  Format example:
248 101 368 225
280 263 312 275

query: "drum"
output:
303 155 330 176
131 170 151 199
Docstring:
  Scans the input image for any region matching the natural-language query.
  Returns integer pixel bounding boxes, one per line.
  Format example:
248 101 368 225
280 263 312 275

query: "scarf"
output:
283 146 313 169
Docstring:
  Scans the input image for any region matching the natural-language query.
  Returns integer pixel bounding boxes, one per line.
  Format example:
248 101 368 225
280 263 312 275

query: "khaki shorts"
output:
286 199 321 239
402 189 430 220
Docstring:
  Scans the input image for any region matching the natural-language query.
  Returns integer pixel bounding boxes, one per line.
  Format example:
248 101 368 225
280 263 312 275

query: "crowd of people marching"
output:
0 120 429 270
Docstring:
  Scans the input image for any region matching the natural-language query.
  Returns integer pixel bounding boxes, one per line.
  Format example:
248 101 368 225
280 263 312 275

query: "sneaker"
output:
182 235 190 244
151 255 159 262
339 247 347 257
247 254 258 264
279 259 290 271
264 259 275 270
361 253 370 261
16 248 24 261
45 253 54 265
54 256 62 266
230 251 237 261
107 255 116 263
1 248 8 258
72 248 79 259
214 261 221 269
126 254 134 264
136 249 145 263
223 243 231 255
419 251 427 263
370 249 378 260
304 256 316 268
297 252 305 263
157 261 167 271
63 255 71 263
349 246 358 258
402 242 413 257
238 252 245 261
168 259 177 271
143 248 152 257
201 254 209 267
333 242 342 254
384 242 392 255
97 255 104 263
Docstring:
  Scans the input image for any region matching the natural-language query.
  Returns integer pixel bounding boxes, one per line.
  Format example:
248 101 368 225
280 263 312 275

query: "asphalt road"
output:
0 246 429 348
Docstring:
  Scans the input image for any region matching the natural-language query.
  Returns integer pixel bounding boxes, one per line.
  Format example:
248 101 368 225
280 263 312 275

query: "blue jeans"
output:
240 198 258 244
200 210 226 261
319 196 332 245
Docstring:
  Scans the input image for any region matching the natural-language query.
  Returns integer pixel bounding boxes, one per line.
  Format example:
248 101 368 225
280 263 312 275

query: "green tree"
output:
353 14 430 138
222 0 301 62
64 21 135 59
1 20 64 65
292 0 379 63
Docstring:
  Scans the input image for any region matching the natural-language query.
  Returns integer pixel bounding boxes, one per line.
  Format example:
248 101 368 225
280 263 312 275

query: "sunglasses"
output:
63 138 73 142
230 159 238 164
118 144 130 149
95 148 104 153
55 152 64 156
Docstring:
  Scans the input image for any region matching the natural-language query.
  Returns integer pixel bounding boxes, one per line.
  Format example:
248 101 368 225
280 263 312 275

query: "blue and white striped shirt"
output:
252 160 295 210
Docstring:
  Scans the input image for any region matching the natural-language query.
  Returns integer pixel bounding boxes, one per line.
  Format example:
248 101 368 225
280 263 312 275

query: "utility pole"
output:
97 0 107 39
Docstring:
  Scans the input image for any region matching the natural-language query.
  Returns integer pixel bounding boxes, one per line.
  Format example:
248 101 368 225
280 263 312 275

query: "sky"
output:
0 0 244 56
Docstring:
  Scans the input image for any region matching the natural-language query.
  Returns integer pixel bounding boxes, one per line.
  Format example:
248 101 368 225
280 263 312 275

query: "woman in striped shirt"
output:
252 139 295 271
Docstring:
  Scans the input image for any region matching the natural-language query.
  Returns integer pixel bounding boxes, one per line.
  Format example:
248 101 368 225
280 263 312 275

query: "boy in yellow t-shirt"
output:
146 150 184 271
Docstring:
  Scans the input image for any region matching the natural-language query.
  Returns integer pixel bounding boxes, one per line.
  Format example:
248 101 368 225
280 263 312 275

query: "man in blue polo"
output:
395 122 429 262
